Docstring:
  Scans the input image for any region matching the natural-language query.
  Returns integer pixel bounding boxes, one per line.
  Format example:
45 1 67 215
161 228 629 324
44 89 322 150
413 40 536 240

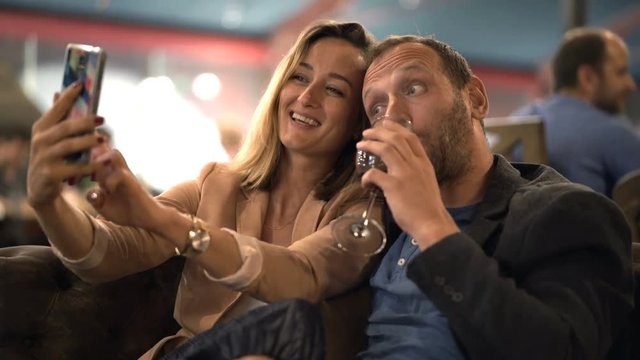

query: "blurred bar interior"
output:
0 0 639 191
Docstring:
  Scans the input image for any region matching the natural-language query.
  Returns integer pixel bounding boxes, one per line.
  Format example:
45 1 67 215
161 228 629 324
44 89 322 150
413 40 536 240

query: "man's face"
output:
592 37 637 114
362 42 474 184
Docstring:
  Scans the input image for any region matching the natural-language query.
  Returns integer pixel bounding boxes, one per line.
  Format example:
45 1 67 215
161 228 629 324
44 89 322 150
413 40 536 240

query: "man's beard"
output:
421 94 474 186
592 75 624 115
592 90 623 115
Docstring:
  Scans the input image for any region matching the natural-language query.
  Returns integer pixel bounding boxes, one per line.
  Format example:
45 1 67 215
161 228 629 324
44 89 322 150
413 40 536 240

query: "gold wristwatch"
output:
174 215 211 258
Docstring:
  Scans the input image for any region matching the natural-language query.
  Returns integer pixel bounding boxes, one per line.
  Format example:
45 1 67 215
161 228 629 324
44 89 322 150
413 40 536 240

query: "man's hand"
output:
357 119 459 249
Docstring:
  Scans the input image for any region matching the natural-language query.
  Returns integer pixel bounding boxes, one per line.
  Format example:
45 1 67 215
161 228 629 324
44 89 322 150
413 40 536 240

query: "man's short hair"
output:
370 35 473 90
552 28 609 92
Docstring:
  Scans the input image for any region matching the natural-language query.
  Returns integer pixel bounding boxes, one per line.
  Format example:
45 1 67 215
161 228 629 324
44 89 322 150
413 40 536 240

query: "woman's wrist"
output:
31 195 67 223
149 204 192 248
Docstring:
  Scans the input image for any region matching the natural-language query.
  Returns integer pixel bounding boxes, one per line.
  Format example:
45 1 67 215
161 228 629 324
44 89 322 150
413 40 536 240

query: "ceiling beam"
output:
0 8 267 67
604 5 640 37
563 0 587 31
265 0 353 67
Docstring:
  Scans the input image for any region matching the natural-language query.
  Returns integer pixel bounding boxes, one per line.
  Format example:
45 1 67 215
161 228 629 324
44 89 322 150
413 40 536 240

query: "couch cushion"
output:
0 245 184 360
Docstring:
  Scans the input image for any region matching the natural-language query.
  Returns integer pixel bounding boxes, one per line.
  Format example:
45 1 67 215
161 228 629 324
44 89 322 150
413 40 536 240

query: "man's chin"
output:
594 101 623 115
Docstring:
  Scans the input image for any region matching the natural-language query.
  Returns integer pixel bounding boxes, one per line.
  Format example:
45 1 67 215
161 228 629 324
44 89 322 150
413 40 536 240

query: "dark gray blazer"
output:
395 156 633 359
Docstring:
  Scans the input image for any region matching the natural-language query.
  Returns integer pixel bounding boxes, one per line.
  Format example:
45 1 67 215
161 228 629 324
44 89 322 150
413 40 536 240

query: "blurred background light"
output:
192 72 222 101
29 65 228 192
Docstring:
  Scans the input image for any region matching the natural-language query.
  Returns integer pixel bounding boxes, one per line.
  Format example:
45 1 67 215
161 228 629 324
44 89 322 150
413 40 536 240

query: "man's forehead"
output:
605 37 629 60
365 43 441 83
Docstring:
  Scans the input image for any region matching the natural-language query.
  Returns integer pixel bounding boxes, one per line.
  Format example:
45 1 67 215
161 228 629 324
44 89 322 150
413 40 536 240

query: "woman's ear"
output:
466 75 489 120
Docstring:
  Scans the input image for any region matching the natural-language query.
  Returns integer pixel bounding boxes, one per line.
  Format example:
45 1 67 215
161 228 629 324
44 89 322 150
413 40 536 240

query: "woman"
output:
27 20 378 359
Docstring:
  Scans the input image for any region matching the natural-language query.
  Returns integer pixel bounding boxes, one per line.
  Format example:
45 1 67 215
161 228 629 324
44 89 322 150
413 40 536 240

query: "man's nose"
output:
383 97 411 124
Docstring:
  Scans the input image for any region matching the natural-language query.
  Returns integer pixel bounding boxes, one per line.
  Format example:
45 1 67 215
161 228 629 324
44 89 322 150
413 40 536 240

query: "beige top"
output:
51 163 379 359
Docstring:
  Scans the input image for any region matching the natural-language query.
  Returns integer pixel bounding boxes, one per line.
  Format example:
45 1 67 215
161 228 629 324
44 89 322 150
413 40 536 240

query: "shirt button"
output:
434 276 445 286
452 292 464 303
397 258 406 266
411 238 418 246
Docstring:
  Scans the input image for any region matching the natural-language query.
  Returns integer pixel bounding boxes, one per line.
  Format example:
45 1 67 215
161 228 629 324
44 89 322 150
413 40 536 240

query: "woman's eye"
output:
291 74 307 83
326 86 344 96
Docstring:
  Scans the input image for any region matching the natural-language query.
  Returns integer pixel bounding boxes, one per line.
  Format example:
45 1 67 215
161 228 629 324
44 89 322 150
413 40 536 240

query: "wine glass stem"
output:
361 190 377 227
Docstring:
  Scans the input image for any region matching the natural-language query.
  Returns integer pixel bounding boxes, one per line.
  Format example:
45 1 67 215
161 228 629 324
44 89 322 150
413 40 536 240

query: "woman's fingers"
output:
86 188 105 209
34 82 83 132
41 131 102 161
35 114 103 151
108 149 129 169
32 160 101 186
103 150 132 193
33 83 103 159
92 149 131 194
26 85 107 208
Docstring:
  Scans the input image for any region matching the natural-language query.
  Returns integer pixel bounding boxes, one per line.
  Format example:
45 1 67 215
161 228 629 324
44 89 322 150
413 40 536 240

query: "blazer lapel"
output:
236 188 269 239
465 155 527 249
235 188 325 242
291 191 325 241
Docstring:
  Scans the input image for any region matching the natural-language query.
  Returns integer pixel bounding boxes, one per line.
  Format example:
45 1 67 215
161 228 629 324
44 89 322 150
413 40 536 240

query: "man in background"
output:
513 27 639 197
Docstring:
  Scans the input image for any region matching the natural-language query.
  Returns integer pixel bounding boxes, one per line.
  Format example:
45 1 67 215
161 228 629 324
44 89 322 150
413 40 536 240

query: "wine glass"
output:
332 115 412 256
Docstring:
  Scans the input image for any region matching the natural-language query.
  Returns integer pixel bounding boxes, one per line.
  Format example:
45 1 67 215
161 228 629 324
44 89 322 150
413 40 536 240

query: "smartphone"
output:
61 43 107 163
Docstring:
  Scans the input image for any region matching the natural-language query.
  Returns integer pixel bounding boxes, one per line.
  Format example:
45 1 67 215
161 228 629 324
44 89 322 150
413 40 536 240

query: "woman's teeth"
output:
292 113 320 127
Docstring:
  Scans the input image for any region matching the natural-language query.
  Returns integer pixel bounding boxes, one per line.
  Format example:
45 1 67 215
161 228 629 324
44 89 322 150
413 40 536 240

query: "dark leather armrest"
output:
0 245 184 360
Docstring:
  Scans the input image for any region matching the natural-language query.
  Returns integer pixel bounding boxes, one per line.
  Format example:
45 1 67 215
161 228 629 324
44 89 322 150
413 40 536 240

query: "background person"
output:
513 27 640 197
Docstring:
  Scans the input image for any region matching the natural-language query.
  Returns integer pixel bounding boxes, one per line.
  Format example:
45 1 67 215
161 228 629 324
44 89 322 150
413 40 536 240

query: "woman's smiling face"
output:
277 37 366 160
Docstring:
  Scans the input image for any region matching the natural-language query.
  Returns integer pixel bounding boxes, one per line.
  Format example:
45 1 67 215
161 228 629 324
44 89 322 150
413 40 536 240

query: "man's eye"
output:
407 84 425 96
370 104 384 117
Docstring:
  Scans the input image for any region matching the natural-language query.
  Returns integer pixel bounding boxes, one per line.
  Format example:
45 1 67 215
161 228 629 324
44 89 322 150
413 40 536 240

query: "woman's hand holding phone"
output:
28 42 168 233
85 149 168 231
28 82 164 233
27 82 105 209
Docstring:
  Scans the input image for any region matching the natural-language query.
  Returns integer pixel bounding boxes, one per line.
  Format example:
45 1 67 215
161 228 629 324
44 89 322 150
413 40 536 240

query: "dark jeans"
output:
160 299 325 360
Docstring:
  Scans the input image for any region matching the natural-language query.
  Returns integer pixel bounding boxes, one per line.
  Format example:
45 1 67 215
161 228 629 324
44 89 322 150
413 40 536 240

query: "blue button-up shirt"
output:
359 205 478 359
513 95 640 197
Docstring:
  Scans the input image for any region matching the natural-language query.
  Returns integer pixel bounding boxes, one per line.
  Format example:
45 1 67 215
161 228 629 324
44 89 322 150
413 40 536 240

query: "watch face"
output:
183 219 211 257
192 231 211 252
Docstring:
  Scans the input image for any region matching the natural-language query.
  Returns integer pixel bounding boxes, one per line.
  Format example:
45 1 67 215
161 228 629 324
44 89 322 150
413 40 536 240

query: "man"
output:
163 35 633 360
513 27 640 197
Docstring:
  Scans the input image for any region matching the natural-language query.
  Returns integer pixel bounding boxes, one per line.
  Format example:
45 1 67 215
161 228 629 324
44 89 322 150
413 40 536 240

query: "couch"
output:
0 246 184 360
1 244 638 359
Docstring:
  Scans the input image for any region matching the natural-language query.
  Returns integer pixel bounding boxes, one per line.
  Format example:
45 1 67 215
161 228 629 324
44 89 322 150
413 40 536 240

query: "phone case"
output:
61 43 107 163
